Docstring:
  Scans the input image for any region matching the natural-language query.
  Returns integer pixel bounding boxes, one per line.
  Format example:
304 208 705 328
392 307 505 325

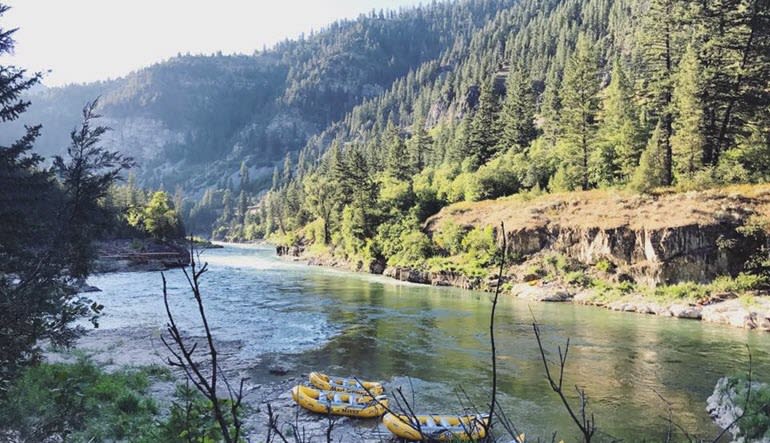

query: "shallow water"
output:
87 244 770 441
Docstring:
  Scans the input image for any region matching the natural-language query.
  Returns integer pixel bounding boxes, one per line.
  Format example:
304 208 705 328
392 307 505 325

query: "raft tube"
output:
308 371 384 395
382 412 489 441
291 385 388 418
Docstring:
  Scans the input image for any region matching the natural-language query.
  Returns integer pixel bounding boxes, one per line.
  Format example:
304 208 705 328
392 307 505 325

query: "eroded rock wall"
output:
506 222 754 285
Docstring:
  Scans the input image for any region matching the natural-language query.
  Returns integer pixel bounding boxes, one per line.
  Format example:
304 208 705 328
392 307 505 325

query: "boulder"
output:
668 303 702 319
511 283 573 302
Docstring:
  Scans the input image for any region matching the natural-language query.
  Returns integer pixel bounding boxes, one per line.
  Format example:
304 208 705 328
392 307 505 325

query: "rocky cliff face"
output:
428 187 770 286
505 222 755 285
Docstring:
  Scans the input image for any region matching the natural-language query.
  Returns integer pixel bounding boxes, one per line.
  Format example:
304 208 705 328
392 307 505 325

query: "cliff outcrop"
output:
427 186 770 286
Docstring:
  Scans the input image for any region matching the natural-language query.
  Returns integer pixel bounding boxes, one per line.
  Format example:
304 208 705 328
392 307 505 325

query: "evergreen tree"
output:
407 116 432 172
540 66 562 148
671 44 705 178
282 154 293 186
0 4 128 379
641 0 683 186
384 121 410 180
238 190 248 225
557 34 600 190
630 121 668 192
700 0 770 164
498 65 537 152
466 81 500 169
53 100 134 279
595 58 642 183
239 160 250 191
304 172 337 244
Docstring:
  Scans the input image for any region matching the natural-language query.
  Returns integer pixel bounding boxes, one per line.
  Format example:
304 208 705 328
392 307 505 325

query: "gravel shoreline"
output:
45 326 391 442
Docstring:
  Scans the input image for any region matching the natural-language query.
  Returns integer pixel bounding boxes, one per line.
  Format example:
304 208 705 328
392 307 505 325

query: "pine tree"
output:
595 58 642 184
238 190 248 225
466 81 499 169
239 160 250 191
1 4 130 378
53 100 134 279
630 121 669 192
557 34 600 190
384 121 410 180
700 0 770 164
671 44 705 178
407 116 432 172
498 65 537 153
282 154 293 186
540 64 562 148
641 0 684 186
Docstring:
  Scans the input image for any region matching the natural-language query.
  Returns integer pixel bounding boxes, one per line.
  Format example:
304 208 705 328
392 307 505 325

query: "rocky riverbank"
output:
45 326 390 441
279 247 770 332
277 185 770 332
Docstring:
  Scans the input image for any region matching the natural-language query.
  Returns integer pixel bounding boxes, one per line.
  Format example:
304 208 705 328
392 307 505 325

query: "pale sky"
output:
4 0 424 87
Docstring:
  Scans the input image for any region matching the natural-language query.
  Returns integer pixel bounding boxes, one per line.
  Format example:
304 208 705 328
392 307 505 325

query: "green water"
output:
89 244 770 441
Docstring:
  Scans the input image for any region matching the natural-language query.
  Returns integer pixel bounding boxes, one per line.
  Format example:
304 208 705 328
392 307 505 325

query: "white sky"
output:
3 0 424 87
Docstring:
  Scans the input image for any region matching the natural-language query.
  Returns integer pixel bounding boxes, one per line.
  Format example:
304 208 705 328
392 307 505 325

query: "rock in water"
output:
706 376 770 443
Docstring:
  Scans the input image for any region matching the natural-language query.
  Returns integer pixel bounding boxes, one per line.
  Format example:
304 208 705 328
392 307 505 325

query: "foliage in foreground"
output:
0 360 235 443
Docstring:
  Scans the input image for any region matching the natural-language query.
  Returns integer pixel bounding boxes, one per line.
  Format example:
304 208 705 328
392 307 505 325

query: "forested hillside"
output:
2 0 515 234
255 0 770 275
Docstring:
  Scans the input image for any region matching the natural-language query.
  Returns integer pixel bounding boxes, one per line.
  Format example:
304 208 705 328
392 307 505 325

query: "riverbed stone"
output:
511 282 573 302
668 303 702 319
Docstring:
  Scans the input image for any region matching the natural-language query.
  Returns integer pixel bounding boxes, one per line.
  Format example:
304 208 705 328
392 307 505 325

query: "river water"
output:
87 243 770 441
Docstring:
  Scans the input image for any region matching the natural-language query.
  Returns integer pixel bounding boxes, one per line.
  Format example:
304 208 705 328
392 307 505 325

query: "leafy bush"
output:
565 271 593 288
0 360 158 442
594 258 616 273
0 360 237 443
461 226 498 270
378 175 415 214
473 149 525 200
544 253 571 274
652 281 708 302
158 384 233 443
433 220 467 255
387 230 434 268
711 273 770 293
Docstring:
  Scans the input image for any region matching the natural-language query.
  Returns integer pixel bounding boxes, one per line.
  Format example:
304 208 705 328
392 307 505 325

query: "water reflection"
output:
88 244 769 441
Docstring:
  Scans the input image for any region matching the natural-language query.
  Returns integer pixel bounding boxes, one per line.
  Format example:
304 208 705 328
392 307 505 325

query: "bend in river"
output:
86 244 770 441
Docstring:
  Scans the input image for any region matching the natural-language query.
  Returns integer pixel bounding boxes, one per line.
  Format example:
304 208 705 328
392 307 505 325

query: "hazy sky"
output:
4 0 424 87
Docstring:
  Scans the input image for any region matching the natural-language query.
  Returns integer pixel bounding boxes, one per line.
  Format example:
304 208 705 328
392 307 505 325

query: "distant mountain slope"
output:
5 0 516 193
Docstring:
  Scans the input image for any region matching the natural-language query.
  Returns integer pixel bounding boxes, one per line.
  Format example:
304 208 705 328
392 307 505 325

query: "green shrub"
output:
0 360 158 442
461 226 498 268
544 253 571 274
472 149 524 200
652 281 708 302
433 220 467 255
594 258 616 273
158 384 233 443
565 271 593 288
387 230 434 268
711 273 770 293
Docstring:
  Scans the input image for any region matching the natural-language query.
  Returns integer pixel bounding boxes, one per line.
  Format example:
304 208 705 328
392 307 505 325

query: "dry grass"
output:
426 184 770 233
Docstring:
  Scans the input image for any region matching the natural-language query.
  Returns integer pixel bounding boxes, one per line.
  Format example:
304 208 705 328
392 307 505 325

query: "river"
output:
86 243 770 441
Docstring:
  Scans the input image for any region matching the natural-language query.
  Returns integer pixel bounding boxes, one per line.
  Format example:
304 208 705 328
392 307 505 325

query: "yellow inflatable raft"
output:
291 385 388 418
382 412 489 441
308 371 384 395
